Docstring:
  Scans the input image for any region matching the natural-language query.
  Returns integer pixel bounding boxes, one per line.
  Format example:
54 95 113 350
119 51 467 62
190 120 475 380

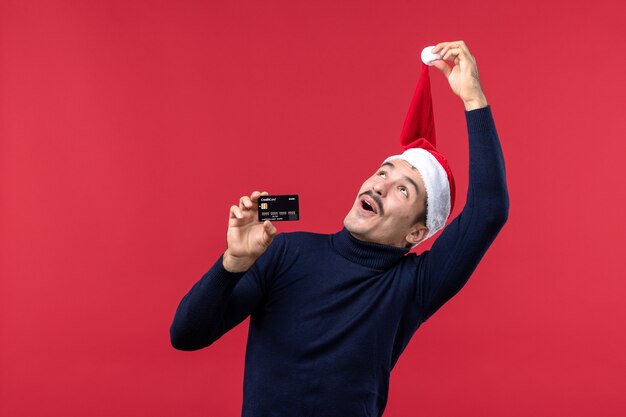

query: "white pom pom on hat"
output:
383 60 456 244
421 46 443 66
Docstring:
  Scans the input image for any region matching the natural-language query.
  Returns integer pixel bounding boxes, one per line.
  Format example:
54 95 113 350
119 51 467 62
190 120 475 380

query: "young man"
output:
170 41 509 417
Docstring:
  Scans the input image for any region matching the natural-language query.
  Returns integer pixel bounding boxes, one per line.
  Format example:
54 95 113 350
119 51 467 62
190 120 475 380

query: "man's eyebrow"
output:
403 175 420 196
379 161 420 196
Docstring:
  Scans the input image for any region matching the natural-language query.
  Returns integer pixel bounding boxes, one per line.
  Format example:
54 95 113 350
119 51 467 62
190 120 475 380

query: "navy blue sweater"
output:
170 106 509 416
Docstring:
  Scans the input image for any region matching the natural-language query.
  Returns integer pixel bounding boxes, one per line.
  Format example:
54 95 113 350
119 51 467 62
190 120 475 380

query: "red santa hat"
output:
383 62 456 243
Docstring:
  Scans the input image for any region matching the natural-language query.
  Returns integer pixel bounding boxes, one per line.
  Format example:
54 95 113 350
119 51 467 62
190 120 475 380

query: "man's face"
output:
343 159 429 248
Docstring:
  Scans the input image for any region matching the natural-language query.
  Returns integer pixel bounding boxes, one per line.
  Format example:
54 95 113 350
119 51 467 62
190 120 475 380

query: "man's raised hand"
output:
430 41 488 111
223 191 278 273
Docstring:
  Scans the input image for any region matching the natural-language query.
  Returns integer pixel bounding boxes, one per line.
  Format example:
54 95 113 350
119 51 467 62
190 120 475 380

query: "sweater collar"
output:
330 227 410 270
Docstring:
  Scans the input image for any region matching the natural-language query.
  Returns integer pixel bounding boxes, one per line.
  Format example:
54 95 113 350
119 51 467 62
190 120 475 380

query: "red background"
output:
1 1 625 416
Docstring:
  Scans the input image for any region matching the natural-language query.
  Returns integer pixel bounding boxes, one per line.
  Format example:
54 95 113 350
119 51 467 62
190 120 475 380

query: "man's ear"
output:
406 224 429 246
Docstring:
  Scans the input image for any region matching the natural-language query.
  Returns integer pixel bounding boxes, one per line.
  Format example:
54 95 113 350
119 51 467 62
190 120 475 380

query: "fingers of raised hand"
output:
240 195 254 210
230 191 270 224
432 41 454 55
432 41 472 63
433 40 466 52
442 46 464 63
263 220 277 236
249 191 262 203
229 204 243 220
250 190 269 204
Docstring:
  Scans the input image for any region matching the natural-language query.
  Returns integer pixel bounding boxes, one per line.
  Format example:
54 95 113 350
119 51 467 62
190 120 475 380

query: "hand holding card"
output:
223 191 278 273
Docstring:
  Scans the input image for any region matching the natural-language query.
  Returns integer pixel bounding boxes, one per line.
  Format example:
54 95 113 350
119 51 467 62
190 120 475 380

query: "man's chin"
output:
344 213 374 239
344 214 359 233
344 215 406 247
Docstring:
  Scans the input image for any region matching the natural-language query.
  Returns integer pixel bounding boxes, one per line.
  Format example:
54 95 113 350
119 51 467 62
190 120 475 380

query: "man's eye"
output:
378 171 386 178
400 187 408 197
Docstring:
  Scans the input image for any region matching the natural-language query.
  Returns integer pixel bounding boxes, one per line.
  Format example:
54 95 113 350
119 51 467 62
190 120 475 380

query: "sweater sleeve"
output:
169 233 286 351
414 106 509 322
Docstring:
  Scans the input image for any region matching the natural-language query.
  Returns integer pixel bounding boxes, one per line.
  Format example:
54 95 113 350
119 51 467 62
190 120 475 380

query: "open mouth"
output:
360 195 379 215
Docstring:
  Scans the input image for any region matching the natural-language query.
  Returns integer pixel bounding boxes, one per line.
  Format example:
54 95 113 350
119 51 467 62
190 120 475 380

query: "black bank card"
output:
258 195 299 222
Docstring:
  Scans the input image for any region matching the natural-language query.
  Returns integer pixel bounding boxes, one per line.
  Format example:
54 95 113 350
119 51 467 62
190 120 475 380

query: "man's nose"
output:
372 181 386 196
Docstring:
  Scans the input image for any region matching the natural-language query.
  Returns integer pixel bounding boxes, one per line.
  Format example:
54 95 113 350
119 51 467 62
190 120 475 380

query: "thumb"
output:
430 60 451 78
263 220 277 238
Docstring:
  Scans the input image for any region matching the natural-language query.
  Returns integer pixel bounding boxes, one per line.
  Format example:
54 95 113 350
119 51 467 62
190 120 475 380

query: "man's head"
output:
343 146 454 249
343 159 430 248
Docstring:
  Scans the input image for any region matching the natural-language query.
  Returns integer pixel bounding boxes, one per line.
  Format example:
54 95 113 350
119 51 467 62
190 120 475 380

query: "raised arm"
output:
414 41 509 321
169 191 281 351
